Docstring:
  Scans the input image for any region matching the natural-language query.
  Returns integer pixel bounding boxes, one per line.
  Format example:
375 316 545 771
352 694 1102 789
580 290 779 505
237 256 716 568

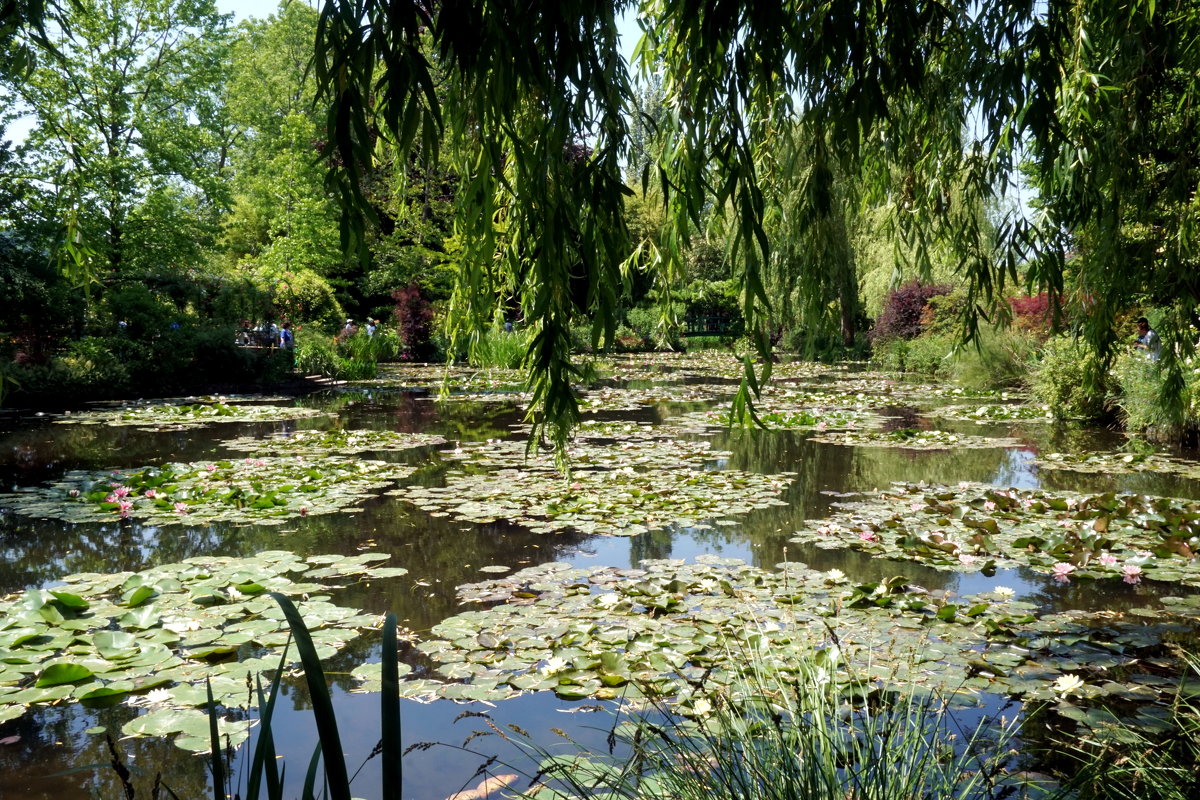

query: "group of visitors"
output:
236 320 294 350
338 318 382 341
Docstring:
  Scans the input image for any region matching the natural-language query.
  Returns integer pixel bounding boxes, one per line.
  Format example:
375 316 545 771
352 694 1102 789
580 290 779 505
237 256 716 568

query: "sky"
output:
217 0 294 22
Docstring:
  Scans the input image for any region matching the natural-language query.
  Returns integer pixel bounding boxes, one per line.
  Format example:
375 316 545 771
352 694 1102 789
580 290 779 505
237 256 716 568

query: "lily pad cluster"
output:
790 482 1200 584
1033 450 1200 480
53 400 329 431
0 455 415 526
0 551 407 749
787 378 1019 405
408 558 1200 721
580 384 732 412
809 428 1019 451
441 436 732 471
222 428 446 457
349 364 527 394
397 438 792 536
670 403 884 433
926 403 1053 424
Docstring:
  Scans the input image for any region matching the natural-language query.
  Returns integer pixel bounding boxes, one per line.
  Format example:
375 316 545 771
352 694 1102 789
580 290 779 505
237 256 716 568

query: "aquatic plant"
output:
397 438 791 536
0 455 415 526
0 552 406 747
809 427 1019 450
51 399 329 430
222 427 446 457
790 481 1200 584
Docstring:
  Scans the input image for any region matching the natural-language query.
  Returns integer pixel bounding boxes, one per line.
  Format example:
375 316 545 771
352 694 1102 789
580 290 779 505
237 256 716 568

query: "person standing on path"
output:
1135 317 1161 360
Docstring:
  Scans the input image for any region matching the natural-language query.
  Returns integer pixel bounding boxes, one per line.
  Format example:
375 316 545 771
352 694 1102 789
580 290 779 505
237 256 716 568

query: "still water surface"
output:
0 373 1196 799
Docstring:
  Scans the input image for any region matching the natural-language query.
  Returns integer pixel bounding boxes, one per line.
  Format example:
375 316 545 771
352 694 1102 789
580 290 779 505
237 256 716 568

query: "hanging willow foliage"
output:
313 0 1200 449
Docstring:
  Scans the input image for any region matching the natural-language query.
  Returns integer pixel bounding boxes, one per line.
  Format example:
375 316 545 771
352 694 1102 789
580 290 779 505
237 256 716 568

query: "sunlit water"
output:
1 376 1198 799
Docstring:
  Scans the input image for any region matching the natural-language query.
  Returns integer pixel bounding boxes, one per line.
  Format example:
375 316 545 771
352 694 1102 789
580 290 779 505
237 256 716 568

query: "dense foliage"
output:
2 0 1199 442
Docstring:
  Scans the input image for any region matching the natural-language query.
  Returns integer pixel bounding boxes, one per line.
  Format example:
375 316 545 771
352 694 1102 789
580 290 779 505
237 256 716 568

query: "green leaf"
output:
36 662 95 687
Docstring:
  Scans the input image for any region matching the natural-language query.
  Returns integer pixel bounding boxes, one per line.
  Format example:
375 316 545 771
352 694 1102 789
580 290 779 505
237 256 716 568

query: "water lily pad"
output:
1033 450 1200 480
52 399 330 431
222 428 446 457
0 456 415 526
396 438 792 536
810 428 1019 450
790 481 1200 585
0 552 410 732
925 403 1053 423
404 559 1199 721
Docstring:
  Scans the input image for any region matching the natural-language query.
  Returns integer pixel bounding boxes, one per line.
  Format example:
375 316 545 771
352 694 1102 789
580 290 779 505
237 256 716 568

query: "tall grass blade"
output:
246 639 289 800
206 679 225 800
302 742 323 800
271 592 352 800
381 612 402 799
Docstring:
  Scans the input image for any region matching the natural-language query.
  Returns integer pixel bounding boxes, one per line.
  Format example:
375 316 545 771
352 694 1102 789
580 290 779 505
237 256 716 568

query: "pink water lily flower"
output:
104 494 118 504
144 489 157 499
205 464 217 472
1122 563 1143 585
68 489 80 498
117 500 133 517
983 500 996 511
173 502 188 514
111 485 131 498
858 531 879 543
1098 553 1118 567
1051 562 1076 583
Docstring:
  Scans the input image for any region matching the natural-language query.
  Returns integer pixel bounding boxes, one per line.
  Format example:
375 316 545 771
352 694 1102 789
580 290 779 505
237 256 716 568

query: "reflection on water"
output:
3 384 1200 798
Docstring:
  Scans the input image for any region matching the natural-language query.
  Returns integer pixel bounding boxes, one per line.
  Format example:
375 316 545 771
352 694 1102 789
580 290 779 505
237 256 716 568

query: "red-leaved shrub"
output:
391 285 434 359
1009 292 1052 333
870 282 952 342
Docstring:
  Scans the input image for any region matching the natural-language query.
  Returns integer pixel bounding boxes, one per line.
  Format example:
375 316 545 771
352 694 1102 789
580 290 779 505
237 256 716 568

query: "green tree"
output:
6 0 232 276
221 2 349 320
1024 0 1200 425
314 0 1200 446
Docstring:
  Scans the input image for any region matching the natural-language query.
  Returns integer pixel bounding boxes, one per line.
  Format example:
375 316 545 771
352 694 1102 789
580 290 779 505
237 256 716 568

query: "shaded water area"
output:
2 358 1199 798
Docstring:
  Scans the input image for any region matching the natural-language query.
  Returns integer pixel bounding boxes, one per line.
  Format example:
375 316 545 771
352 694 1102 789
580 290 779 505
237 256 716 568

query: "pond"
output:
1 354 1198 799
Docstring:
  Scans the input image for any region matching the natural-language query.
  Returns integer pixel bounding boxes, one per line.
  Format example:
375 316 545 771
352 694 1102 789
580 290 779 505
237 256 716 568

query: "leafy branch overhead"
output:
314 0 1200 444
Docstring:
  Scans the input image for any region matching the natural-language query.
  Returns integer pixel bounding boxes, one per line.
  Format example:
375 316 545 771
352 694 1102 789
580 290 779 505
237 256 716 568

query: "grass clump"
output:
513 647 1036 800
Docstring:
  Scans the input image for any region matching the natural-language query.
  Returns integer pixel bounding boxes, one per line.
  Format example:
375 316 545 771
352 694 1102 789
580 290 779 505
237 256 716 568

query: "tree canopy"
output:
313 0 1200 449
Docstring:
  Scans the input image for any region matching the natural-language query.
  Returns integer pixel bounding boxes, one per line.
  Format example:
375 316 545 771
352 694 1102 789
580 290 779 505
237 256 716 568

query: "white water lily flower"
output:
540 656 568 675
691 697 713 717
144 688 172 705
824 569 847 584
162 617 202 634
593 592 620 608
1053 674 1085 695
993 586 1016 599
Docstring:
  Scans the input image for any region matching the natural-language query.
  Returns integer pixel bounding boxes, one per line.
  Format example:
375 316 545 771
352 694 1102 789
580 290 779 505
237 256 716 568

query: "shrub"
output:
1010 292 1053 334
59 337 132 393
870 334 954 376
904 333 956 376
626 305 683 350
295 335 342 378
920 290 967 336
1111 351 1200 442
951 327 1042 391
469 325 529 369
392 285 435 359
1030 335 1110 420
870 281 952 342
